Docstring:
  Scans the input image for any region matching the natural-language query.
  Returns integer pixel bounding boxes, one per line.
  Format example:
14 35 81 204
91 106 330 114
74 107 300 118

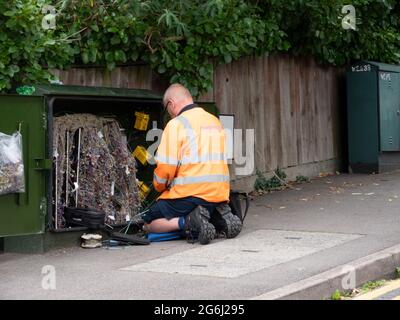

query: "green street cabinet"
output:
347 61 400 173
0 84 218 252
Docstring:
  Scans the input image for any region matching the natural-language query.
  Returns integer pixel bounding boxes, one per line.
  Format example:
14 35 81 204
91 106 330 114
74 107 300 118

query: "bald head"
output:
163 84 194 118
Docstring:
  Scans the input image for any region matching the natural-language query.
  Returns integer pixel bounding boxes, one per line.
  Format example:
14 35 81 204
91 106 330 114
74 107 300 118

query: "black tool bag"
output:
229 190 250 223
64 207 106 229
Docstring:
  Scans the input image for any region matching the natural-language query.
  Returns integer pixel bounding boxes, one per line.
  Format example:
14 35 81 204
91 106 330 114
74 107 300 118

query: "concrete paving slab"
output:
121 230 361 278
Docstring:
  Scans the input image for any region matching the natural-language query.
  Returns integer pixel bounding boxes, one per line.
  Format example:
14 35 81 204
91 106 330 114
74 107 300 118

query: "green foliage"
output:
259 0 400 66
16 85 36 95
396 267 400 278
58 0 285 97
2 0 400 95
296 175 310 183
0 0 77 91
331 289 342 300
361 280 386 292
254 168 287 192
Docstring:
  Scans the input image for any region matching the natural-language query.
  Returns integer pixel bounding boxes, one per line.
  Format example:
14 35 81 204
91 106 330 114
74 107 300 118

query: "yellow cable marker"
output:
134 111 150 131
132 145 150 165
138 180 150 200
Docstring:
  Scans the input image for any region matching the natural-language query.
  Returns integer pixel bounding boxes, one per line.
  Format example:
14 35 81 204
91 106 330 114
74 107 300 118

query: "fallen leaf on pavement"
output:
319 172 333 177
330 187 344 194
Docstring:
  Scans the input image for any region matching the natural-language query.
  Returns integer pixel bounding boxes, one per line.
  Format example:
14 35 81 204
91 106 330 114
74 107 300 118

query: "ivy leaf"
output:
150 54 158 64
224 54 232 64
190 86 198 97
105 52 114 62
170 74 180 83
7 65 20 76
157 64 166 74
107 61 116 71
89 47 98 62
164 53 173 67
175 60 183 71
81 51 89 64
199 66 207 77
91 24 99 32
114 50 126 62
226 44 239 51
107 27 119 33
44 39 56 46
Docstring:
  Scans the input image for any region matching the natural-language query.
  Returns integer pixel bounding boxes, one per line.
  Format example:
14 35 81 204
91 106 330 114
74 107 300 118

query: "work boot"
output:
184 206 216 245
211 204 242 239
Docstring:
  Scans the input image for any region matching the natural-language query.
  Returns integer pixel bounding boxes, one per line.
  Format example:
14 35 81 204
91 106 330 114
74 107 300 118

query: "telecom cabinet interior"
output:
48 93 164 232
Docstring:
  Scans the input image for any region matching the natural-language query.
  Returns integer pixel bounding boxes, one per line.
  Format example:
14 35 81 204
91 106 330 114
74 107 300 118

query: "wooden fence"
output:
213 55 344 179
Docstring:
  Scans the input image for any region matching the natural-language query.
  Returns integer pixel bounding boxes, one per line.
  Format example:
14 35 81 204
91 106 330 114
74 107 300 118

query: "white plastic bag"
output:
0 131 25 195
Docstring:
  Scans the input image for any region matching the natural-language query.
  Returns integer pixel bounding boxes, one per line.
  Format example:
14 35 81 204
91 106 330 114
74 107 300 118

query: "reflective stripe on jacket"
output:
153 106 230 202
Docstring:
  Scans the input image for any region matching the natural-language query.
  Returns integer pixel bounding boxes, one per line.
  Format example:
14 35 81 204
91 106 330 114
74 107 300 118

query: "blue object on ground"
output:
147 231 183 242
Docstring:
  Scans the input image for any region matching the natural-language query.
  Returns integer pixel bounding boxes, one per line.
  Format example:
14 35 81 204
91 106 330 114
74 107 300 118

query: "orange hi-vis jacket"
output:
153 105 230 203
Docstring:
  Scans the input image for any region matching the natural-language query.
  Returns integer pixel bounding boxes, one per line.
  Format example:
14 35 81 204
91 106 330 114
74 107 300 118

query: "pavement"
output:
1 170 400 300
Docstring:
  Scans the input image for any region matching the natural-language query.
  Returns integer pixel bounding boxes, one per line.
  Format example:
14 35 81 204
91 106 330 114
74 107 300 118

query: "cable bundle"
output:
53 114 141 229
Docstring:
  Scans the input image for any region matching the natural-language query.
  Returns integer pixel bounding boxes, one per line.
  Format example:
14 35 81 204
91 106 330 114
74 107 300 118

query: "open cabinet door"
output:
0 95 48 237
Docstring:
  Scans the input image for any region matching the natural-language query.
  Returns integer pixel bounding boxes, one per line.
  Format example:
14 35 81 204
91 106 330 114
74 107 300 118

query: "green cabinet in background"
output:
379 71 400 151
347 61 400 173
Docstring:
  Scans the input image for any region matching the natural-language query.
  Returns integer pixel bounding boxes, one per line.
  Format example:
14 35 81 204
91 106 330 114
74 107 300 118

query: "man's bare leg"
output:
144 217 180 233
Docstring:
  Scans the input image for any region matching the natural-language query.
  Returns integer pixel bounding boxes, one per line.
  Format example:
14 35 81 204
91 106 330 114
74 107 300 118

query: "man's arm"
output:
153 120 182 193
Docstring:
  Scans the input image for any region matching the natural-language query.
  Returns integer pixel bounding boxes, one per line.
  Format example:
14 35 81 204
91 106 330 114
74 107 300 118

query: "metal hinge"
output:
42 112 47 130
